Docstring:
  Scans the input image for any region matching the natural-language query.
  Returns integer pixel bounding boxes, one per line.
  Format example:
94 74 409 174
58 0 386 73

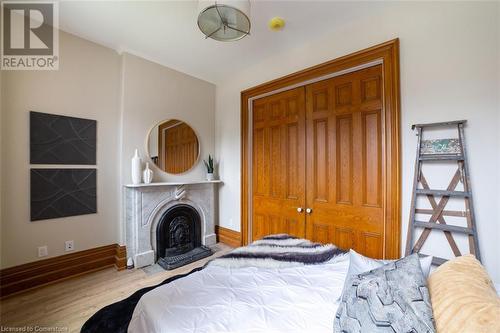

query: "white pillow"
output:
347 249 433 278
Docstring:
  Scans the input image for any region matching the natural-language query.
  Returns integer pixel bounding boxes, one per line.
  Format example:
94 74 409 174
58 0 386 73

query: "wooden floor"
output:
0 243 232 332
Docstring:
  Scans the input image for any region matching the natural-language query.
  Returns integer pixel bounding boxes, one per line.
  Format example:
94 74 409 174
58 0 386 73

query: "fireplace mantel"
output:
124 180 222 188
123 180 221 268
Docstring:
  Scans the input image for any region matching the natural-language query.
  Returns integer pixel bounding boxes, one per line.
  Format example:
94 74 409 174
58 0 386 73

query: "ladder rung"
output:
414 221 473 234
419 155 464 161
412 120 467 129
415 209 466 217
416 189 470 197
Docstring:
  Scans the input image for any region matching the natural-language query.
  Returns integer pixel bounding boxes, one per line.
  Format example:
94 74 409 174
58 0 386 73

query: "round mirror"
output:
147 119 200 174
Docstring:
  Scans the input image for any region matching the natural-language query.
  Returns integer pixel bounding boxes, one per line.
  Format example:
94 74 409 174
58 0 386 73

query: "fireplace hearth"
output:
156 203 212 270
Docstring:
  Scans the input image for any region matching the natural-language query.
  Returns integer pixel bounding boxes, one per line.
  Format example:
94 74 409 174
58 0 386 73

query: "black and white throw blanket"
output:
210 234 346 268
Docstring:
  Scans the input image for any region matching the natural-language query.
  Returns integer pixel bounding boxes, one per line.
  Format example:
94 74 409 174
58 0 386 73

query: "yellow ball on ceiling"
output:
268 17 285 31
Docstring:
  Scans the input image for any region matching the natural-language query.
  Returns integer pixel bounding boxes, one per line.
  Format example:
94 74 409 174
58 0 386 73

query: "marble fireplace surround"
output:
124 180 221 268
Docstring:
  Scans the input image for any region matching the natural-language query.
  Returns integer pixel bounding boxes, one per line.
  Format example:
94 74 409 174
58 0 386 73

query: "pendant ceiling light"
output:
197 0 251 42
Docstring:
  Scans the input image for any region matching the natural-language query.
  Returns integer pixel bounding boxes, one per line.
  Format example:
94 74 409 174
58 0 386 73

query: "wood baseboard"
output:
115 244 127 271
0 244 127 298
215 226 241 248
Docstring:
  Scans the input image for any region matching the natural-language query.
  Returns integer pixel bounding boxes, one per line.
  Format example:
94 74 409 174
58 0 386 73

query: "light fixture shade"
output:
198 0 251 41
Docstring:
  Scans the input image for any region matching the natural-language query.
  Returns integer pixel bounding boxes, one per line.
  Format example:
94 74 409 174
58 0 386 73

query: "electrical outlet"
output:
65 240 74 252
38 246 48 257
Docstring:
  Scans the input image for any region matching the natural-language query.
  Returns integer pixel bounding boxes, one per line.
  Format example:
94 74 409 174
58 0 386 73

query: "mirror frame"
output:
145 119 201 176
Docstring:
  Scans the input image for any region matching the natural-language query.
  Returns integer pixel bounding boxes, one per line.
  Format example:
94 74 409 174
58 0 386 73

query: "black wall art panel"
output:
30 169 97 221
30 111 97 164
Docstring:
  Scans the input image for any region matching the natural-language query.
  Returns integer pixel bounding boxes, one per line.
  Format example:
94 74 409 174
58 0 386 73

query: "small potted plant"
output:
204 154 215 181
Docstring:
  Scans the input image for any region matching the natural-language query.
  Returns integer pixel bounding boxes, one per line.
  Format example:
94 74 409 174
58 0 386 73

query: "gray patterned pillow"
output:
334 254 435 333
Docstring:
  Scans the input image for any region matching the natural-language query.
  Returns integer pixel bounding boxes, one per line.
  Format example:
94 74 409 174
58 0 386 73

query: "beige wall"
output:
0 34 216 268
1 31 122 268
215 1 500 282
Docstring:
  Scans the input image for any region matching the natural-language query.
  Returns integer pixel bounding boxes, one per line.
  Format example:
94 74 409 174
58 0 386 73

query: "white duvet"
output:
128 253 349 333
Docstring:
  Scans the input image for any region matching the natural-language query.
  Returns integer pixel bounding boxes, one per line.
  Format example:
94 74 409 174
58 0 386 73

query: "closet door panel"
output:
305 65 384 258
252 87 306 241
336 114 353 205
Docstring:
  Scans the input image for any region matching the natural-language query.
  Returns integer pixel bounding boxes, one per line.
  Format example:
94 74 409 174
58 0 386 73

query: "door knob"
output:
306 208 312 214
297 207 304 213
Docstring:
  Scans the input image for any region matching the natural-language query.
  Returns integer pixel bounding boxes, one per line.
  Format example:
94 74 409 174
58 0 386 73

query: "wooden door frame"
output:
240 39 401 258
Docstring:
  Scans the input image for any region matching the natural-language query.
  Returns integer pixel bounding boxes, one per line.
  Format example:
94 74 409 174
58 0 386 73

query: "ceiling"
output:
59 1 385 84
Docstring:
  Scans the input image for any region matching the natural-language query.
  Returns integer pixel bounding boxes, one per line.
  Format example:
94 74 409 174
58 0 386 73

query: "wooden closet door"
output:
305 65 384 258
252 87 306 240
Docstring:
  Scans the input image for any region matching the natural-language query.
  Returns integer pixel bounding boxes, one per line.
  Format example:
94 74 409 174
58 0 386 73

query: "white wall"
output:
120 53 215 185
1 31 122 267
215 2 500 282
0 66 3 267
497 2 500 270
119 53 216 243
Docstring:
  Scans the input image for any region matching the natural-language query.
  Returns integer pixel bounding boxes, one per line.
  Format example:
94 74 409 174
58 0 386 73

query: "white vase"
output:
143 162 153 184
206 173 214 181
131 149 142 185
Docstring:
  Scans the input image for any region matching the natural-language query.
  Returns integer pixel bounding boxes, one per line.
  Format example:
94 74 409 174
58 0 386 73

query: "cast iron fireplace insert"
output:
156 203 212 270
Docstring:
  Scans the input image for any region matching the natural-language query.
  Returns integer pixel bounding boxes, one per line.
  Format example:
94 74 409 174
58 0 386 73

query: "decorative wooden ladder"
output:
405 120 481 266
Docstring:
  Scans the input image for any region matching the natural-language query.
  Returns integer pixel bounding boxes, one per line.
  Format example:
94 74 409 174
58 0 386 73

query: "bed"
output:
129 252 349 332
129 235 347 332
81 235 500 333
